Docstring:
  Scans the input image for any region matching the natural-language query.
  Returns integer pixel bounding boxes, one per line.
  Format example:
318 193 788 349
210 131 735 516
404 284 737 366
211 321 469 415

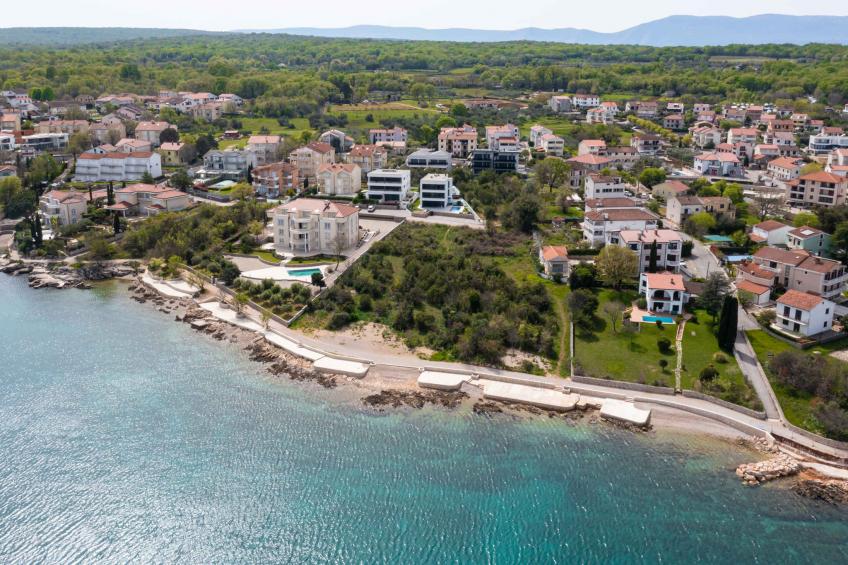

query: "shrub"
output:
699 365 719 382
657 337 672 354
637 297 647 310
659 359 669 372
359 294 373 312
327 312 351 330
713 352 728 364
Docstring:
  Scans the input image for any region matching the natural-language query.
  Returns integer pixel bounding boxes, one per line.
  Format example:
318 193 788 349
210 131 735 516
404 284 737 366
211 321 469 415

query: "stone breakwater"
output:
736 455 801 486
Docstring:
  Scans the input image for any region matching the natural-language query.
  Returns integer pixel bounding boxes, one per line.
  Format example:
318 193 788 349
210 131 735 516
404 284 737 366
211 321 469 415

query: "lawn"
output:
287 254 342 265
252 250 281 264
746 329 848 431
237 117 311 139
681 309 760 409
574 289 677 387
326 103 440 131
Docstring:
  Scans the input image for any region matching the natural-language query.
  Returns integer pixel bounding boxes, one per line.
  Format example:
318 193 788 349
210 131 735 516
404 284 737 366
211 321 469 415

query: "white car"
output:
367 205 376 212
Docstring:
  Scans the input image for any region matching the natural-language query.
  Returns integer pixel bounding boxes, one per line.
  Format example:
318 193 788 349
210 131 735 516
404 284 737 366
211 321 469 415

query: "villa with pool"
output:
270 198 360 256
638 272 689 317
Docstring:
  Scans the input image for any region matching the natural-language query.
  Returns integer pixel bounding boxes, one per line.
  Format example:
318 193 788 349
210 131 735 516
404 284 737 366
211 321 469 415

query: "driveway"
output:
734 329 783 420
679 233 722 279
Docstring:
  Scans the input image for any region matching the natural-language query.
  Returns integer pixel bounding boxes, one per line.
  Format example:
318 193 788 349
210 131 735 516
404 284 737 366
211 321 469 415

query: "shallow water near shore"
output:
1 276 847 563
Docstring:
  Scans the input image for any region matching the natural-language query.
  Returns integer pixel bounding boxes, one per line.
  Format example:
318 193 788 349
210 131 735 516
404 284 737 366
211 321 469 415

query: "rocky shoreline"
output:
1 257 138 289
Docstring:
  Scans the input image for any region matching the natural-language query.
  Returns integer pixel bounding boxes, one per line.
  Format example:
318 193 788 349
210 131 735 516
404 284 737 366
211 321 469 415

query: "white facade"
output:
367 169 411 204
582 209 660 246
775 291 835 337
419 173 455 209
406 149 452 170
619 229 683 275
640 273 689 315
271 199 359 255
584 174 626 200
369 127 407 144
317 163 361 196
75 152 162 182
529 125 552 146
572 94 600 108
39 190 87 226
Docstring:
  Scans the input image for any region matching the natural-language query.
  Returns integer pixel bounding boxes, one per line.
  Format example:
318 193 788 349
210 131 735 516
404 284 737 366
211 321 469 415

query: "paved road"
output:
734 329 782 420
679 233 721 279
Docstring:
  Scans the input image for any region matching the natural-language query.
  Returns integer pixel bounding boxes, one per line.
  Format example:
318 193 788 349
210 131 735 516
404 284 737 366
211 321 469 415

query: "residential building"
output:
635 101 659 119
750 247 848 300
586 106 614 124
787 226 831 257
134 121 173 147
786 171 848 208
75 152 162 182
727 127 758 146
700 196 735 219
753 144 781 163
566 154 613 188
584 174 627 200
665 195 703 226
317 163 361 196
602 146 638 169
405 148 452 170
105 184 190 217
115 138 152 153
808 134 848 155
89 121 126 145
438 125 478 158
529 125 553 146
767 157 803 181
366 169 411 204
35 120 89 136
20 133 68 153
691 126 722 148
584 197 642 212
582 208 659 246
158 142 186 166
247 135 282 166
271 198 360 255
190 102 225 122
200 148 257 181
39 190 87 226
538 134 565 156
572 94 600 109
666 102 684 113
619 229 683 274
548 96 572 113
1 112 21 130
539 246 569 278
663 114 685 130
115 104 145 122
775 290 835 337
252 162 299 199
639 273 689 315
319 129 354 154
578 139 606 156
419 173 456 209
471 149 519 175
750 220 792 245
290 143 335 186
694 152 741 177
736 279 771 306
369 127 407 145
344 144 388 174
652 180 690 201
828 149 848 167
0 165 16 178
630 133 661 155
485 124 520 148
693 103 712 114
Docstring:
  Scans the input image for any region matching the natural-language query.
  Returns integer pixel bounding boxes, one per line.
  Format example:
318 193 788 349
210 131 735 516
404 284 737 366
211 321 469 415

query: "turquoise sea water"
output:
1 276 847 563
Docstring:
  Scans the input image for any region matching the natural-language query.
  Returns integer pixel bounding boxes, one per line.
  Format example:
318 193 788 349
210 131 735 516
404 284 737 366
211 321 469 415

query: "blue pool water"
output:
643 315 675 324
286 267 322 278
1 276 847 562
450 205 464 213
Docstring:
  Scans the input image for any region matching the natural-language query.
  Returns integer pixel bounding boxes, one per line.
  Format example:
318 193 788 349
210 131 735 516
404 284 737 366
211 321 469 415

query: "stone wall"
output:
571 375 676 395
681 390 767 420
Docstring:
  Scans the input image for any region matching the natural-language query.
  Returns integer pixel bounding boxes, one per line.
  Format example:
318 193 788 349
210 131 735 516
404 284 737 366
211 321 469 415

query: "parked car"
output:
367 205 376 212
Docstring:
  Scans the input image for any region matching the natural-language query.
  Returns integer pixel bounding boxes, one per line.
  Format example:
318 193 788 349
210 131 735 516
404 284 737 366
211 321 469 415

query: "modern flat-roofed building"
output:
75 151 162 182
367 169 411 204
405 149 452 170
419 173 456 209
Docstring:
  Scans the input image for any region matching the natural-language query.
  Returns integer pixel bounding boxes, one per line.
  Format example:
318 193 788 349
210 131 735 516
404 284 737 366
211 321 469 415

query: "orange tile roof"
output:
736 280 770 296
644 273 685 291
777 290 825 311
541 246 568 261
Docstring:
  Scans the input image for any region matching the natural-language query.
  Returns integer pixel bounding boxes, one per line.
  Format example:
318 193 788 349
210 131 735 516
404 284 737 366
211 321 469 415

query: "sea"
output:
1 276 846 563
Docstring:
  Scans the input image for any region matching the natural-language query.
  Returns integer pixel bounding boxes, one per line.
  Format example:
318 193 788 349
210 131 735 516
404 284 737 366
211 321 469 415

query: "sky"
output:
3 0 847 32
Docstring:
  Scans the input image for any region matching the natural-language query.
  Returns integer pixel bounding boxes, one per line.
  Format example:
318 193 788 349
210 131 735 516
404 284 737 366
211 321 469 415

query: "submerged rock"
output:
362 389 467 410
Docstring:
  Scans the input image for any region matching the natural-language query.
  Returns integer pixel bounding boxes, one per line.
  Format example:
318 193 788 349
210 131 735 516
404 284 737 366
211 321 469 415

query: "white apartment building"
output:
39 190 87 226
134 121 174 148
572 94 600 108
317 163 362 196
619 229 683 274
767 157 803 181
290 142 336 185
437 125 477 158
247 135 282 166
808 134 848 155
584 174 627 200
74 151 162 182
369 127 407 144
539 134 565 156
344 145 387 173
200 148 257 180
271 198 360 255
775 290 835 337
367 169 411 204
419 173 456 209
485 124 520 148
640 273 689 315
405 149 452 170
582 208 660 246
786 171 848 208
529 125 552 146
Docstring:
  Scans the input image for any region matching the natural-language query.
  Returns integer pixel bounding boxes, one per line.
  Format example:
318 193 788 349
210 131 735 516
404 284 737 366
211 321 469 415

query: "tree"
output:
233 293 250 316
659 359 669 372
792 211 820 228
701 272 730 320
230 182 254 201
170 170 192 190
750 191 784 221
140 172 155 184
716 295 738 352
534 158 569 191
501 193 540 233
106 182 115 206
596 246 638 289
638 167 666 188
159 128 179 144
657 337 672 354
569 262 597 289
28 154 62 188
647 240 658 273
568 289 598 328
737 290 755 309
833 222 848 263
311 271 326 287
112 212 122 234
68 131 91 157
219 259 241 285
602 300 624 333
684 212 716 237
800 162 823 175
86 234 112 260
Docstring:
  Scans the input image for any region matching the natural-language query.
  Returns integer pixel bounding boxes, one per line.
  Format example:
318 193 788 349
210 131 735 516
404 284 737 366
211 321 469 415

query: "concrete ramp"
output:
264 331 325 362
479 380 579 412
313 357 370 377
600 399 651 428
418 371 470 391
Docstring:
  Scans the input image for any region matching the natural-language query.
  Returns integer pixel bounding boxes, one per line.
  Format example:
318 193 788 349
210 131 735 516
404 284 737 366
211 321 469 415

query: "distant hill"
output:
0 27 221 46
247 15 848 46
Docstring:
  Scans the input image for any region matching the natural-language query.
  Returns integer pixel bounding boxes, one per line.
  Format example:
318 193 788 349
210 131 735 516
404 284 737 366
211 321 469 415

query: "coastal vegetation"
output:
297 223 560 367
231 277 311 320
747 330 848 439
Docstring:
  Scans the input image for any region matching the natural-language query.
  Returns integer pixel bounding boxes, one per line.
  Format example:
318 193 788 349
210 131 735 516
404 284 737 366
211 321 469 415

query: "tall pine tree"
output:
717 295 739 352
648 240 658 273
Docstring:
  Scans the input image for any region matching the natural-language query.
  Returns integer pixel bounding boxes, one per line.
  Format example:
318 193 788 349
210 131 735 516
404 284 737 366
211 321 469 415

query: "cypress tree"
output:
113 212 121 234
717 295 739 352
648 240 658 273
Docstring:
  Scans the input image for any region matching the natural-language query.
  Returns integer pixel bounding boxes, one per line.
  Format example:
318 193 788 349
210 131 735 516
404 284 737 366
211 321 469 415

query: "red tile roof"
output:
645 273 685 291
736 280 770 296
541 246 568 261
777 290 825 311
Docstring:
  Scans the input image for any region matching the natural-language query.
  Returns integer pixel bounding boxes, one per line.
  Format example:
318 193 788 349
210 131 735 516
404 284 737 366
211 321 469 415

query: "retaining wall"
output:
571 375 676 395
681 390 767 420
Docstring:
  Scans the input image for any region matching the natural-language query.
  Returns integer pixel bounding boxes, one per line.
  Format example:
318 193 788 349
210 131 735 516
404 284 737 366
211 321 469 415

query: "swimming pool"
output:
643 315 675 324
450 205 464 213
286 268 322 278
